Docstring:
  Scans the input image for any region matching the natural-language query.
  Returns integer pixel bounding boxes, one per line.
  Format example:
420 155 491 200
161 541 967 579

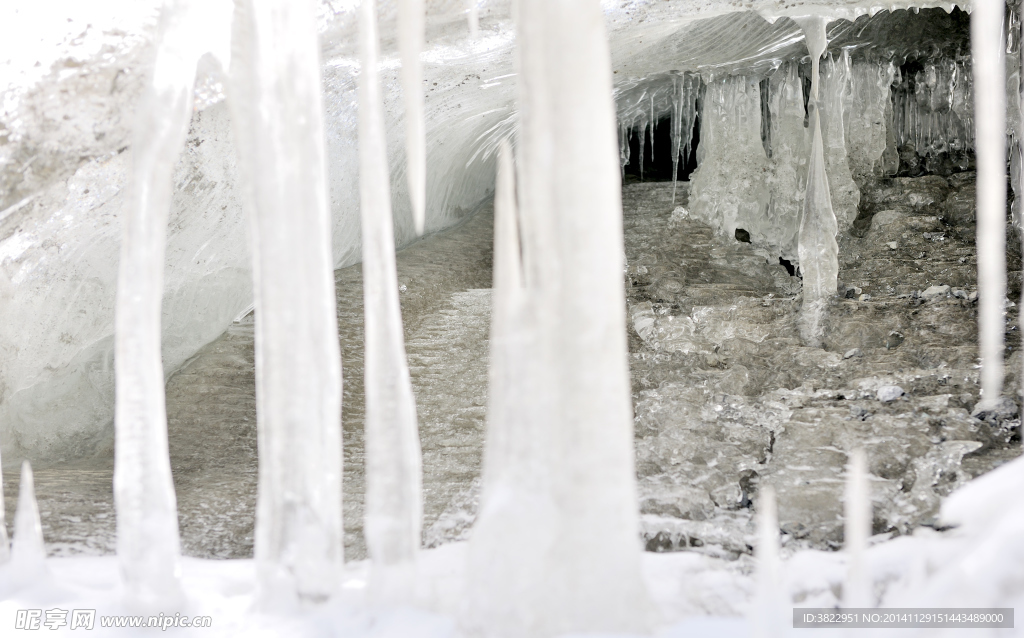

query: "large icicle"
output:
751 486 786 638
766 62 808 261
843 449 872 608
972 0 1008 408
359 0 423 604
820 50 860 230
845 60 897 179
795 16 839 347
689 74 770 242
11 462 45 574
399 0 427 235
508 0 653 634
0 447 9 564
230 0 344 604
114 0 204 607
464 141 557 637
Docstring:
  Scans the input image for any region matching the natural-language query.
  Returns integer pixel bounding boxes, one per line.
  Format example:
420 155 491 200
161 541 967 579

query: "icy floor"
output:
3 174 1020 568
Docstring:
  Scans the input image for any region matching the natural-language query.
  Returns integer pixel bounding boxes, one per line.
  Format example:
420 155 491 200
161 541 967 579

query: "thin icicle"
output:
468 0 479 39
399 0 427 235
844 449 872 609
794 16 839 347
973 0 1008 408
230 0 343 605
751 486 785 638
114 0 205 607
649 95 655 160
11 462 45 573
359 0 423 604
0 447 9 564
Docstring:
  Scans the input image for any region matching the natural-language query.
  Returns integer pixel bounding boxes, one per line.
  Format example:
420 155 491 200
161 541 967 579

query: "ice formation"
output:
2 0 1024 636
11 462 45 575
358 0 424 604
399 0 427 235
843 449 871 608
230 0 343 604
972 0 1008 408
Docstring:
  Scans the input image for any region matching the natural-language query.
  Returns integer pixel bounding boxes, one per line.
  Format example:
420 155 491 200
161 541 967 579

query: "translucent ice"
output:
230 0 343 604
689 74 770 243
11 461 45 573
399 0 426 235
751 487 786 638
114 0 207 607
972 0 1008 407
845 59 897 178
0 447 9 564
359 0 423 604
766 62 808 261
820 51 860 230
843 449 872 608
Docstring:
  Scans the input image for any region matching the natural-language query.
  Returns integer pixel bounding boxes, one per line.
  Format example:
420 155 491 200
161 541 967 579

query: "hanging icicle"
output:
114 0 204 608
972 0 1008 408
399 0 427 236
359 0 424 604
230 0 344 605
794 16 839 347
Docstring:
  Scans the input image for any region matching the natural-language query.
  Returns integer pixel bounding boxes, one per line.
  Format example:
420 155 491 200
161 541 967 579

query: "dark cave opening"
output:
623 111 701 184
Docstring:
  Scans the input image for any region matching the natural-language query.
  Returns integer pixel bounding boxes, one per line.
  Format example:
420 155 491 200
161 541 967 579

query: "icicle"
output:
794 16 838 347
230 0 344 605
670 77 682 202
973 0 1008 408
639 117 647 181
463 140 557 637
114 0 207 607
0 446 9 564
767 62 807 262
846 59 896 177
843 449 872 609
11 461 45 574
399 0 427 236
649 95 656 160
689 75 769 242
751 486 786 638
359 0 423 604
819 50 859 230
468 0 479 39
501 0 653 633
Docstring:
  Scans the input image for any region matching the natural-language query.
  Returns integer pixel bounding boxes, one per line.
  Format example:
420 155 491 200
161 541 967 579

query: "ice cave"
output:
0 0 1022 635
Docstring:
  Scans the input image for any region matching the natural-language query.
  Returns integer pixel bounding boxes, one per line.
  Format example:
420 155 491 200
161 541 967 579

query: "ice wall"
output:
688 75 770 242
820 51 860 230
845 58 898 177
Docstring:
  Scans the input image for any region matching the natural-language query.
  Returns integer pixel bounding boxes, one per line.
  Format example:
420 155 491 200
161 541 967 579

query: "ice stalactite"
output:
115 0 205 607
820 50 859 230
689 75 769 242
359 0 423 604
670 73 701 202
0 448 9 564
844 450 872 608
504 0 653 633
766 62 808 261
892 59 974 166
751 486 786 638
11 462 45 574
845 59 897 178
467 0 479 39
230 0 343 604
399 0 427 236
971 0 1007 408
795 16 839 347
464 141 557 637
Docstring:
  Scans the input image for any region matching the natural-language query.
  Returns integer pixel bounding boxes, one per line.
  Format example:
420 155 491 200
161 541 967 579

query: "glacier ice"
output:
359 0 424 604
230 0 344 604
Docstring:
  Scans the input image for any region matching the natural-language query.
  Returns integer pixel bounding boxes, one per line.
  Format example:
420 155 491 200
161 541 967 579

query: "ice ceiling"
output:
0 0 988 466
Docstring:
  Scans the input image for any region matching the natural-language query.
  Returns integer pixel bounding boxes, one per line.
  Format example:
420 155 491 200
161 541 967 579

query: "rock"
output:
858 294 871 302
969 291 978 302
887 241 898 250
843 348 863 359
921 284 951 299
952 288 968 299
942 182 976 225
844 286 863 299
871 209 903 228
885 332 904 349
877 385 905 402
971 397 1019 424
